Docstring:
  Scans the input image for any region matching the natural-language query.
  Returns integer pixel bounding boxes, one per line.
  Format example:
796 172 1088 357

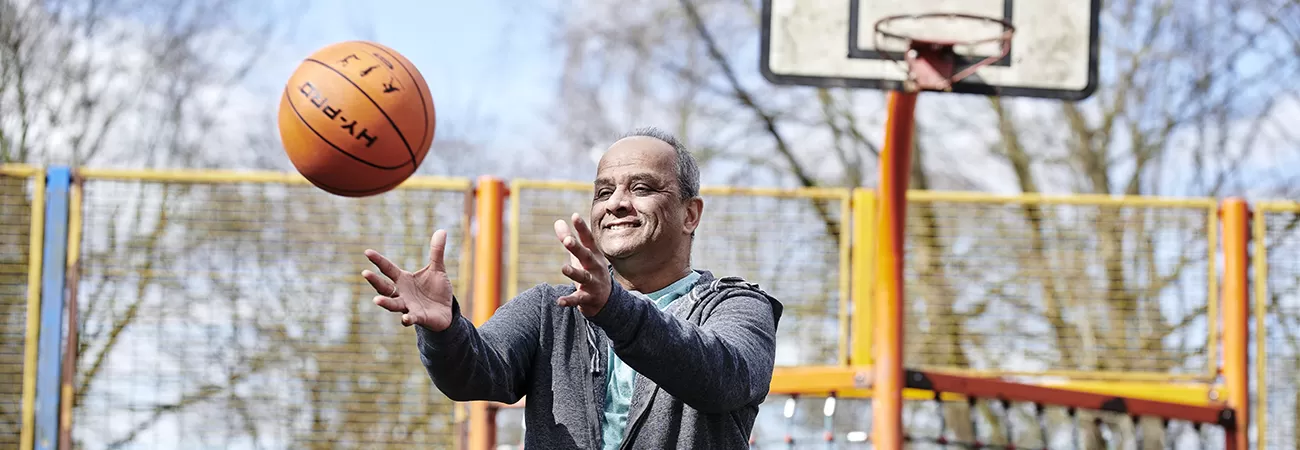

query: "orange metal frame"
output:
458 133 1257 449
468 176 507 450
1221 199 1250 450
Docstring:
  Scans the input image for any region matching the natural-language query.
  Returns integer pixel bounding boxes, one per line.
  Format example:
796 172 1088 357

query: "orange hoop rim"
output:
872 13 1016 91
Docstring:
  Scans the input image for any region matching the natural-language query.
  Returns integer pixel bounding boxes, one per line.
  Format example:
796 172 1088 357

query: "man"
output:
361 127 784 449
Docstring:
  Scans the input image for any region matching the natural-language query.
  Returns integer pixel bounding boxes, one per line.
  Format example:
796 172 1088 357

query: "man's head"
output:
590 126 703 272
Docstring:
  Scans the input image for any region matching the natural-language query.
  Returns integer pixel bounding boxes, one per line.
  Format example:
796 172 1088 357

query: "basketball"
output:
277 41 436 197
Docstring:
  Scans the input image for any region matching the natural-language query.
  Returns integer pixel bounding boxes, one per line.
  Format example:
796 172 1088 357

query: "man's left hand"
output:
554 213 612 317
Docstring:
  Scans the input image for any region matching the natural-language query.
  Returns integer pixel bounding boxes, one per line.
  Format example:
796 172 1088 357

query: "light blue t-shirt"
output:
600 271 701 449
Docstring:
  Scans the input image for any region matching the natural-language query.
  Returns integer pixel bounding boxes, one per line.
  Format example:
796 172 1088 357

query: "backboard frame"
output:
759 0 1103 101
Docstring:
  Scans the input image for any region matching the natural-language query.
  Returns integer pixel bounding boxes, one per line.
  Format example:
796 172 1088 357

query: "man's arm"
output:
414 286 546 404
587 283 779 414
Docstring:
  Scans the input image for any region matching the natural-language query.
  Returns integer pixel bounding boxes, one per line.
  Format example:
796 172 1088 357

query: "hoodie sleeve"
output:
413 285 547 404
586 282 781 414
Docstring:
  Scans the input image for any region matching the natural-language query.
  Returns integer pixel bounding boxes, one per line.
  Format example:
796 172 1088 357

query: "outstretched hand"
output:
554 213 612 317
363 229 455 331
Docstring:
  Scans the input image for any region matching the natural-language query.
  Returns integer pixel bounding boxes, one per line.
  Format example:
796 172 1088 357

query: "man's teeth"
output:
607 223 638 230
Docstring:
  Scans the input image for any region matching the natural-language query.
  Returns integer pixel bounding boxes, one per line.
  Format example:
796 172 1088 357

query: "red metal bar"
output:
904 369 1236 428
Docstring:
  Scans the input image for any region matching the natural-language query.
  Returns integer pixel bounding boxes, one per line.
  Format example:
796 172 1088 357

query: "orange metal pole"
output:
468 176 506 450
1220 198 1250 450
872 91 917 449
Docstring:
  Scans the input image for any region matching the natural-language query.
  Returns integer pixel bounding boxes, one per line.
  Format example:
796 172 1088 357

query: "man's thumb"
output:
429 229 448 271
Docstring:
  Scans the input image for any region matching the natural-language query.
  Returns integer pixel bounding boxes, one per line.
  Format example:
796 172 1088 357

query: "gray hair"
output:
619 126 700 201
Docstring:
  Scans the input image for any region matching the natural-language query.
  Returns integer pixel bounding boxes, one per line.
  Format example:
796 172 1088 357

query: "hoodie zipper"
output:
586 318 607 449
617 286 708 450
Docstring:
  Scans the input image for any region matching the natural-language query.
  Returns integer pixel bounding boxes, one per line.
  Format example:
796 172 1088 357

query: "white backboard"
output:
761 0 1100 100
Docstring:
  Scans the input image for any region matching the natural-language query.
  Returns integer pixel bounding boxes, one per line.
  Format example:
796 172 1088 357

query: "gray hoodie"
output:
415 269 784 449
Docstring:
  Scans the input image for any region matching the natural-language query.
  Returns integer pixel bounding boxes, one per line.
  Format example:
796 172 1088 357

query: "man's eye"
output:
595 189 612 199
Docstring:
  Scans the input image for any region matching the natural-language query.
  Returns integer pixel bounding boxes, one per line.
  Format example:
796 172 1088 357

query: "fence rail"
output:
0 165 1287 450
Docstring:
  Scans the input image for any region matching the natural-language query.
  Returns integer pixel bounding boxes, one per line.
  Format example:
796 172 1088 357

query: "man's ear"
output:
683 197 704 235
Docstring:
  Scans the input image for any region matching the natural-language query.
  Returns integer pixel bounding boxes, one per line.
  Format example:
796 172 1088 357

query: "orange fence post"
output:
1220 198 1249 450
872 91 917 449
468 176 507 450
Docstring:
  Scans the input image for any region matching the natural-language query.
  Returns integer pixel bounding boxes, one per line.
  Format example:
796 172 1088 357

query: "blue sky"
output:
254 0 562 153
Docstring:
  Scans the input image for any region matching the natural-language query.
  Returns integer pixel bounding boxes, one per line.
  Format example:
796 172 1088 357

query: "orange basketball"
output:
277 41 436 197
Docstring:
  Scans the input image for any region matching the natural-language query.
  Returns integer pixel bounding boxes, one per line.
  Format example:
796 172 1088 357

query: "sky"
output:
253 0 563 164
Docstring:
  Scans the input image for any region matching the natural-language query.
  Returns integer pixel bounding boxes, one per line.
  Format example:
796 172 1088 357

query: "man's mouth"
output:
603 221 641 231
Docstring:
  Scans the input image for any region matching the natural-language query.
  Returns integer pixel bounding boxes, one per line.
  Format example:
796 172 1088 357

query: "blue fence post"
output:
34 166 70 450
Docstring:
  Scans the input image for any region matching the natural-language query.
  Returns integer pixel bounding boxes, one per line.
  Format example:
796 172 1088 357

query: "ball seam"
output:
305 58 418 167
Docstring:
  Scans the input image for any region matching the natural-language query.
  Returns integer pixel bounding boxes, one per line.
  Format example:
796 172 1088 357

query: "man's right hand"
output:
363 229 455 331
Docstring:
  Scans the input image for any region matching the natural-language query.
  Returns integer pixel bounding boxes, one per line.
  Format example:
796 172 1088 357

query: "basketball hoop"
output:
872 13 1015 92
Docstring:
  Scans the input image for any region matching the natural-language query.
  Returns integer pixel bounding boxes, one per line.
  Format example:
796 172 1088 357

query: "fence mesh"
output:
70 176 470 450
1 166 1286 448
493 392 1232 449
0 169 37 449
1256 203 1300 450
743 394 1229 449
508 182 850 367
902 196 1217 380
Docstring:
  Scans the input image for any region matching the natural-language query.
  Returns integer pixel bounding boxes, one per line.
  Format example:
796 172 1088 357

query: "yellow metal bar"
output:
508 178 853 200
64 181 82 281
506 182 523 299
455 189 474 310
1205 204 1219 381
75 167 471 190
1252 203 1270 450
836 194 852 366
916 366 1215 383
700 185 852 199
509 178 588 191
769 365 873 394
1252 200 1300 210
0 164 41 177
770 366 1223 406
906 190 1217 208
850 189 876 366
19 171 46 450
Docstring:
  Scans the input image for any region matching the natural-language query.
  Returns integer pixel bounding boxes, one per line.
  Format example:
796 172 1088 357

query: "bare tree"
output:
535 0 1300 445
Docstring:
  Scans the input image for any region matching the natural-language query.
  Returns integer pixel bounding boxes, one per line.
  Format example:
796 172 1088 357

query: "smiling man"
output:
362 126 784 449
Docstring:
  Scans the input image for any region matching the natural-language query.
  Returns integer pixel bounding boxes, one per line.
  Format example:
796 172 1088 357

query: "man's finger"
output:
373 295 408 314
362 270 398 296
365 249 403 280
560 263 592 285
571 213 599 253
561 234 605 271
428 229 448 273
556 293 584 308
553 219 573 244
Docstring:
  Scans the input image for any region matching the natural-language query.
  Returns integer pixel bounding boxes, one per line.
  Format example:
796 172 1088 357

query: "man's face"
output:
590 137 698 262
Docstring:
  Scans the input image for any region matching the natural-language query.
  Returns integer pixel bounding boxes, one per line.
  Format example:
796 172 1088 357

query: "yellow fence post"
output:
850 189 876 367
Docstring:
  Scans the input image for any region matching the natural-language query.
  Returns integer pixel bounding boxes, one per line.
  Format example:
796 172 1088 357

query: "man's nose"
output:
606 187 633 213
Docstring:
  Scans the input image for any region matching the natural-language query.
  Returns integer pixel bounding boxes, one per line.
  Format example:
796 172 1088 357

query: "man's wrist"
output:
588 283 639 340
